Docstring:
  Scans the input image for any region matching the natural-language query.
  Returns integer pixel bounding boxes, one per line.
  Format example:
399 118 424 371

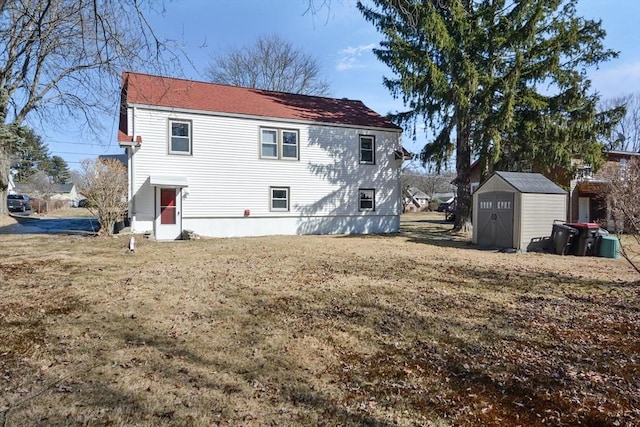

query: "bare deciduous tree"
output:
27 170 56 199
401 168 455 211
598 157 640 279
0 0 179 214
601 93 640 152
77 158 128 236
205 34 330 96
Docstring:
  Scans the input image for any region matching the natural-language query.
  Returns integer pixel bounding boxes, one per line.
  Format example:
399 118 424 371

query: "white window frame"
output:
260 128 299 160
282 130 299 159
359 135 375 165
169 119 192 155
270 186 290 211
261 128 278 159
359 188 375 211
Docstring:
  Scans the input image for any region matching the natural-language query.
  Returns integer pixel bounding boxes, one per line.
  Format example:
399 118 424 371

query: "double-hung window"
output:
282 130 298 159
261 129 278 158
260 128 299 160
169 119 192 155
359 188 375 211
359 135 375 164
270 187 290 211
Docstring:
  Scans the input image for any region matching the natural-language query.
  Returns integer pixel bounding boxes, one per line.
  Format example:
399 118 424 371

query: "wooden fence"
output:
29 198 73 214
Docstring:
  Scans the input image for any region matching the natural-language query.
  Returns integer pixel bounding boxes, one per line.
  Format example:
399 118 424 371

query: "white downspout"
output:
130 106 137 231
396 132 403 231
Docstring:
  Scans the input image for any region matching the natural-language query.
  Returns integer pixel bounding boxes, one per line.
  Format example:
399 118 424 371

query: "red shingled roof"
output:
118 72 400 142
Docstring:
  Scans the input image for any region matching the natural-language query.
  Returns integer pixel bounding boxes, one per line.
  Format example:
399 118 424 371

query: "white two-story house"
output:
117 72 407 239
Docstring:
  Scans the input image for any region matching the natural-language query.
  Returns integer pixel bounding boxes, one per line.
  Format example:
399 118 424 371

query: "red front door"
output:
160 188 176 224
155 187 182 240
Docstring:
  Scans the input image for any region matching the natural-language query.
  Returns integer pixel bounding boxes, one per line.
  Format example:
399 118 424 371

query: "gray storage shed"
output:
472 171 567 252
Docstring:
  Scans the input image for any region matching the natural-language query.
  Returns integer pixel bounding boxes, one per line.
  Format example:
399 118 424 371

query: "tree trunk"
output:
453 112 472 233
0 145 9 215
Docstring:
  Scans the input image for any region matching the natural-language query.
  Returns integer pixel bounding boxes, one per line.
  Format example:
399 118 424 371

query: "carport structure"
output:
472 171 567 252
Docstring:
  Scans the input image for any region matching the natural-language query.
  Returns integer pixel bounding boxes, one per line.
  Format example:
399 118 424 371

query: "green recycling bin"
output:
598 235 620 259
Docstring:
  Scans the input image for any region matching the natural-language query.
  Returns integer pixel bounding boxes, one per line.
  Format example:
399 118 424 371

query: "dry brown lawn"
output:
0 214 17 227
1 212 638 426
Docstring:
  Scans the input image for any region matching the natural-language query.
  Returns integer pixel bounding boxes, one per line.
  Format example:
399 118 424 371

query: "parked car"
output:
7 194 31 212
436 201 450 212
436 198 455 213
445 201 456 222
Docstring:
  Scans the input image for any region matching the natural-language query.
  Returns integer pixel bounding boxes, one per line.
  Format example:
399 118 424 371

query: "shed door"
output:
477 192 514 249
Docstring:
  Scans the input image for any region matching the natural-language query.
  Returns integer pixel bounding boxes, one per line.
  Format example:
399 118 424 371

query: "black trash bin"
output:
551 223 578 255
566 223 599 256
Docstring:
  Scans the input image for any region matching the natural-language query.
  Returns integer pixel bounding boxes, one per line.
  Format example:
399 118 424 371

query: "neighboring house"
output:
569 150 640 229
49 184 79 202
404 187 430 212
14 182 77 200
7 173 16 194
13 183 32 195
118 72 408 239
411 188 430 205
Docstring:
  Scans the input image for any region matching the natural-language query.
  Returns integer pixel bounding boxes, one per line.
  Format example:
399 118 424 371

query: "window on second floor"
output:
261 129 278 158
260 128 299 160
359 135 375 164
282 131 298 159
169 119 192 155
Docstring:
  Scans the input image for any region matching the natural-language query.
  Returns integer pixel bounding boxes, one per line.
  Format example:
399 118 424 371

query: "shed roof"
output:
492 171 567 194
118 72 401 143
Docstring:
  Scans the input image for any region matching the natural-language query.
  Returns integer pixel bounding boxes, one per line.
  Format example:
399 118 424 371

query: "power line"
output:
49 150 117 156
46 139 121 147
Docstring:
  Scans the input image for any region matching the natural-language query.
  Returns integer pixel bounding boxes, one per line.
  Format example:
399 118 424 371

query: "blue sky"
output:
42 0 640 170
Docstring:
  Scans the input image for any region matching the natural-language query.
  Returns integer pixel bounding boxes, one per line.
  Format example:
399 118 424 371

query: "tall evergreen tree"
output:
47 155 71 184
358 0 620 231
11 127 50 182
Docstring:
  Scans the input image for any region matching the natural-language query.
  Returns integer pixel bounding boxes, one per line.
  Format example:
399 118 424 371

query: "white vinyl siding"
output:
519 193 567 250
127 107 402 236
